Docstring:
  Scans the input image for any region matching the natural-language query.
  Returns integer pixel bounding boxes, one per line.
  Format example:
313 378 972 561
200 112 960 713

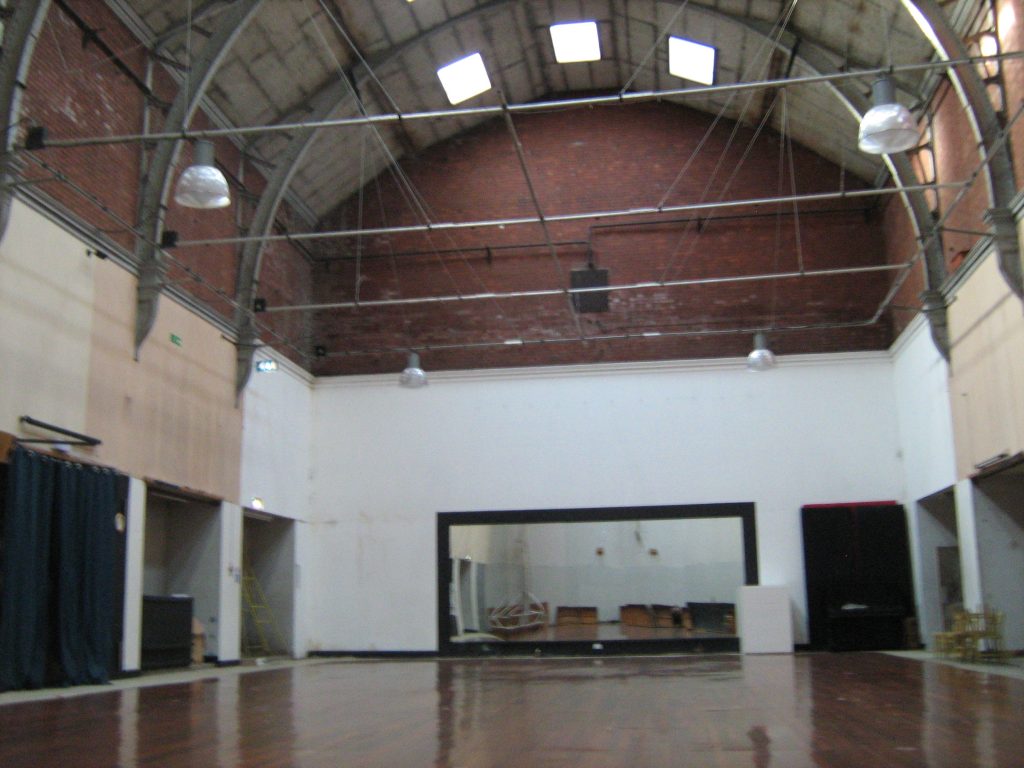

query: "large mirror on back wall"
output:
437 503 758 655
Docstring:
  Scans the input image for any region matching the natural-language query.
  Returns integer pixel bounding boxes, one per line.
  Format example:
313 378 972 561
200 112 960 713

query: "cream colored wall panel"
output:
0 200 94 436
948 251 1024 476
86 260 242 500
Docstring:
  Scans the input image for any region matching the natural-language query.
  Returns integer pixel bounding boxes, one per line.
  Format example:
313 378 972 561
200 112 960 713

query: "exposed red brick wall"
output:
881 192 925 341
311 102 891 375
997 0 1024 186
19 1 311 366
19 2 146 252
930 80 992 270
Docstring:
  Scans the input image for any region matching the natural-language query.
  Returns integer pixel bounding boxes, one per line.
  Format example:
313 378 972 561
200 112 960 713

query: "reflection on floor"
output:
887 649 1024 681
3 653 1024 767
453 621 735 643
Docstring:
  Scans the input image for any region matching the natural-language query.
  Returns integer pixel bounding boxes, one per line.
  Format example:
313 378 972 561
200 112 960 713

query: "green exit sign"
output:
170 333 182 347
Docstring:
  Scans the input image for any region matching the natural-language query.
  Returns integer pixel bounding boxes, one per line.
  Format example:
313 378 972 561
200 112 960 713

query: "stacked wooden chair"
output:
933 608 1008 662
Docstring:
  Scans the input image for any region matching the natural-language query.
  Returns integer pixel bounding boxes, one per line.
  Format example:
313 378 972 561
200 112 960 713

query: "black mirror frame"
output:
437 502 758 656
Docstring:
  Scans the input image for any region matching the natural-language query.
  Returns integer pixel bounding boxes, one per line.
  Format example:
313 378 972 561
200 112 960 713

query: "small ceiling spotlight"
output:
399 352 428 389
746 332 777 372
174 139 231 209
858 76 918 155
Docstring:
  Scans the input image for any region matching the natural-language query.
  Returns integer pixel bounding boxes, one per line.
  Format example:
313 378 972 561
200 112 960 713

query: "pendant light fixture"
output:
746 332 777 372
399 352 428 388
857 76 918 155
174 139 231 209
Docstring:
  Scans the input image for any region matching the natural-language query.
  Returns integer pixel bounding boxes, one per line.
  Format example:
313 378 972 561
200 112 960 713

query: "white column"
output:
218 501 243 663
954 479 984 610
291 522 309 658
121 476 147 672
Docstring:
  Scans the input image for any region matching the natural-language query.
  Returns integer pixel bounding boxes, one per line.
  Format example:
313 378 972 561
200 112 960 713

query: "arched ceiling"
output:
78 0 1010 385
110 0 946 222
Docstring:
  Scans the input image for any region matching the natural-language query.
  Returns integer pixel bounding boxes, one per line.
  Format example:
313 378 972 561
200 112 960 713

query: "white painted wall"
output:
915 492 959 645
972 474 1024 650
239 349 313 656
891 315 958 501
890 315 958 644
310 354 903 650
239 353 313 520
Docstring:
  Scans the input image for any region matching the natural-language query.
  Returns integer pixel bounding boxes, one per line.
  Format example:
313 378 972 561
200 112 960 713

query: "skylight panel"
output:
668 36 716 85
550 21 601 63
437 52 492 105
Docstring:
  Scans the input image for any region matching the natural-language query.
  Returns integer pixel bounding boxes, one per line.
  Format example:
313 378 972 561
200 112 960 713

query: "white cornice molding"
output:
888 312 930 359
314 350 893 390
249 346 314 386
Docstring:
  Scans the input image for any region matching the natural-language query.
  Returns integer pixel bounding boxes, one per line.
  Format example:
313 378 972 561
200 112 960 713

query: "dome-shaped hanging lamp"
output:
746 332 777 372
858 76 918 155
174 139 231 209
399 352 428 388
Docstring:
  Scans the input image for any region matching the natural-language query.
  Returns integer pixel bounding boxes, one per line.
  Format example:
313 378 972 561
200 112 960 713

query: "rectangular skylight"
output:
437 52 492 105
550 21 601 63
668 36 716 85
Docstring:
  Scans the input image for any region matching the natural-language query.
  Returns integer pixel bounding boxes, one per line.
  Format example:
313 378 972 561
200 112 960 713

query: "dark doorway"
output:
801 504 915 651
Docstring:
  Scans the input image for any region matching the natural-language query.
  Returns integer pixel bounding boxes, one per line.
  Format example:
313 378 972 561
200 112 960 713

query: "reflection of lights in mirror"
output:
438 504 757 655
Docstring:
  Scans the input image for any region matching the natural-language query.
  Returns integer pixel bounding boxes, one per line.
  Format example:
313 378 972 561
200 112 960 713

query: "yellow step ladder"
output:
241 567 287 658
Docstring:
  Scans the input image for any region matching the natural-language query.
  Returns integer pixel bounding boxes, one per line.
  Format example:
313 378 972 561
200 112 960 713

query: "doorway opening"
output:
916 489 960 645
141 484 221 669
241 510 294 658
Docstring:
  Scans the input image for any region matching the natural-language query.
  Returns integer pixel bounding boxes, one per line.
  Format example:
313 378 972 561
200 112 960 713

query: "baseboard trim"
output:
308 650 439 659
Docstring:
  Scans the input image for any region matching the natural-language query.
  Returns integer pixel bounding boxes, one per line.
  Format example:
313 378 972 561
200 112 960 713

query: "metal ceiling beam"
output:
222 0 983 389
265 262 909 314
902 0 1021 306
184 181 963 248
0 0 52 243
318 316 886 360
233 76 351 397
40 51 1022 149
151 0 231 51
684 2 951 358
132 0 263 359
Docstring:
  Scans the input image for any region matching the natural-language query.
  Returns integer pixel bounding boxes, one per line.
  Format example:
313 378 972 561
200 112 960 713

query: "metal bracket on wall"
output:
984 207 1023 300
18 415 102 447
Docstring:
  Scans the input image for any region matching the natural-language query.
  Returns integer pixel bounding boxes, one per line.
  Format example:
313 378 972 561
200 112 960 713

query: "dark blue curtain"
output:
0 447 119 691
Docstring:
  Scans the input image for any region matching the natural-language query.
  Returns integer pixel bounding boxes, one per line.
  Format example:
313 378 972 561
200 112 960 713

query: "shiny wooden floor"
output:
460 622 734 642
1 652 1023 767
